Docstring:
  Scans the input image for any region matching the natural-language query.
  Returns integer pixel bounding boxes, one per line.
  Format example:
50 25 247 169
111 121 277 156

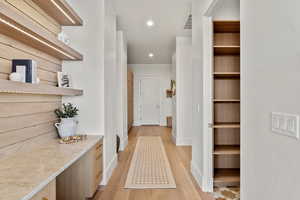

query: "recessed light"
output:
149 53 154 58
146 19 155 27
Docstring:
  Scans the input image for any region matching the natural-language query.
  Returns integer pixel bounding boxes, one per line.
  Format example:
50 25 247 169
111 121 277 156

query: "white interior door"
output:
140 78 160 125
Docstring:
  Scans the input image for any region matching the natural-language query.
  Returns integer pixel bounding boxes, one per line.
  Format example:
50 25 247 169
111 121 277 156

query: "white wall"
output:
171 54 177 141
129 64 172 126
242 0 300 199
116 31 128 151
63 0 118 186
174 37 193 146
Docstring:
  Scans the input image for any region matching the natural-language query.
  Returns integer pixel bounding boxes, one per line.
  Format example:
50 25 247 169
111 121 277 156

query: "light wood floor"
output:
94 126 214 200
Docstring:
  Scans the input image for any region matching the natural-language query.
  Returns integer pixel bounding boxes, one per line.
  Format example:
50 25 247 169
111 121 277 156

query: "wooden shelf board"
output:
214 46 240 55
0 79 83 96
214 169 240 187
214 21 240 33
213 99 240 103
32 0 83 26
213 72 240 78
213 123 240 129
214 145 240 155
0 2 83 60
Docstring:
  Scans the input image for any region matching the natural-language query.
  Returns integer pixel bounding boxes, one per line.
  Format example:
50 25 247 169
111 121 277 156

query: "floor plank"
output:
94 126 214 200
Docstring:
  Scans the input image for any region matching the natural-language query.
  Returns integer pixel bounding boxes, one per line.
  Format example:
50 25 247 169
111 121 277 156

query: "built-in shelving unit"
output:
0 79 83 96
213 21 240 187
0 2 83 60
32 0 83 26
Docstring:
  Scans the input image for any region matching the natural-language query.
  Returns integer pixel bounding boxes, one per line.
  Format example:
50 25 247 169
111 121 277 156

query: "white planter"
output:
55 118 78 138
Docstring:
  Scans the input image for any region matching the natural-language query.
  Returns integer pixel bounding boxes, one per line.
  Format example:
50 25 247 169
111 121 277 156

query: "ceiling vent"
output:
184 14 192 29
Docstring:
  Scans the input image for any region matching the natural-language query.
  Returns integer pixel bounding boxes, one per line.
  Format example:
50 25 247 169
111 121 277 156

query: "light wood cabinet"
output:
31 180 56 200
56 141 103 200
127 70 134 131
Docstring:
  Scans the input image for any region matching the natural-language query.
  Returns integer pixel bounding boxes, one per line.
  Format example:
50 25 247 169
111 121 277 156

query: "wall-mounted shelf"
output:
214 169 240 187
213 99 240 103
0 2 83 60
213 123 240 129
214 145 240 155
214 72 240 78
32 0 83 26
214 46 240 55
0 79 83 96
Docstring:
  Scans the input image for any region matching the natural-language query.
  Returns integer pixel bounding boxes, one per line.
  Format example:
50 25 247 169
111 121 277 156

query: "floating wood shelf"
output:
214 72 240 78
0 79 83 96
214 169 240 187
213 99 240 103
214 145 240 155
0 2 83 60
214 21 240 33
214 46 240 55
32 0 83 26
213 123 240 129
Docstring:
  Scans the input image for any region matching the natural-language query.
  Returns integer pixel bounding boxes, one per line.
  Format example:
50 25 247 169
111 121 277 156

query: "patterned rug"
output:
213 187 240 200
125 136 176 189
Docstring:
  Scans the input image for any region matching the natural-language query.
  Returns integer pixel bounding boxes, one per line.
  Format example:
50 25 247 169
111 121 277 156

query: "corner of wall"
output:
100 153 118 185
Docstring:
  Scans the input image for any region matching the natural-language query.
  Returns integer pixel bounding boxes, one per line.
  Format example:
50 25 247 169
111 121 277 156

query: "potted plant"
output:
54 103 79 138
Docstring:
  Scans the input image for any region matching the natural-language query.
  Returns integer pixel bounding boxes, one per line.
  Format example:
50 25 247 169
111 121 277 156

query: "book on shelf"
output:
12 59 37 84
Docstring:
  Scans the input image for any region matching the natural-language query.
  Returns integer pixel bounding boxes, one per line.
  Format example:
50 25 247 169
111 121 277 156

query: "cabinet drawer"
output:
31 179 56 200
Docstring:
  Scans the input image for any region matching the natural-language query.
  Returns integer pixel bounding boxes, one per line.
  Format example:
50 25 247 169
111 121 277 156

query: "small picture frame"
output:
57 72 72 88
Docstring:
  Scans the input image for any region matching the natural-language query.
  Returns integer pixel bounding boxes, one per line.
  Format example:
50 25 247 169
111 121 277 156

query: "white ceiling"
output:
112 0 192 64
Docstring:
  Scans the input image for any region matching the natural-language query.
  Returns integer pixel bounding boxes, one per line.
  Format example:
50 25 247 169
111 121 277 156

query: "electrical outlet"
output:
271 112 299 139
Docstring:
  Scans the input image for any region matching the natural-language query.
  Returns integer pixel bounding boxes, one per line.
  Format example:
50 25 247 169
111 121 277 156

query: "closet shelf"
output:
214 145 240 155
214 169 240 187
0 2 83 60
213 99 240 103
214 46 240 55
32 0 83 26
214 21 240 33
0 79 83 96
214 72 240 78
213 123 240 129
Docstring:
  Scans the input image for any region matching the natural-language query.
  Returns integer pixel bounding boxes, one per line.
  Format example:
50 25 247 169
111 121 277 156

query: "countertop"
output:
0 135 103 200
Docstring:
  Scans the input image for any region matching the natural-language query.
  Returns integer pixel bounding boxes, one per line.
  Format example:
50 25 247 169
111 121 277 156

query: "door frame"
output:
202 0 220 192
135 75 162 126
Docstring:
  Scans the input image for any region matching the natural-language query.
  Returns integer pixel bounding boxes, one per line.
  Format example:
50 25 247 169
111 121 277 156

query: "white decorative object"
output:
15 66 26 82
9 72 22 82
55 118 78 138
36 77 40 84
57 72 72 88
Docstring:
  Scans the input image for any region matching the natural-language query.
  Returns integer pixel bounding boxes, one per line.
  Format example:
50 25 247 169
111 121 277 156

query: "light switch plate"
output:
272 112 299 139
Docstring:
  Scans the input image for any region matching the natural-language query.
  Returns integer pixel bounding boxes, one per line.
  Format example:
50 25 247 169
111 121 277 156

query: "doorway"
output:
139 78 161 125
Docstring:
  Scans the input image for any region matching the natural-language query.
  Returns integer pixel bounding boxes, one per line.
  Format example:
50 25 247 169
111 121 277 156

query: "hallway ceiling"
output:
112 0 192 64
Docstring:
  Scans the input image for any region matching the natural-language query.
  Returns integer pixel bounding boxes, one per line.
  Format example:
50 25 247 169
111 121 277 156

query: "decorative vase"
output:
9 72 22 82
55 118 78 138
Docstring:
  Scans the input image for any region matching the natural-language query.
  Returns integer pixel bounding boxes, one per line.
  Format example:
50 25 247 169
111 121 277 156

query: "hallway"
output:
94 126 214 200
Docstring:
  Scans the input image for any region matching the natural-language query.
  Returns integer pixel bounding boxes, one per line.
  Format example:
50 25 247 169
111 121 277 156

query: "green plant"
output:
55 103 79 118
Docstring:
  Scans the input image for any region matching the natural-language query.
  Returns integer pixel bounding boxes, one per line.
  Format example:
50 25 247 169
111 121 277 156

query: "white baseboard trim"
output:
175 137 192 146
100 153 118 185
120 135 128 151
191 160 203 189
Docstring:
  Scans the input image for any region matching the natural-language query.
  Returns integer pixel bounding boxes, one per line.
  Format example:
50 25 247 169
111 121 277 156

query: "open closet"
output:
212 21 240 187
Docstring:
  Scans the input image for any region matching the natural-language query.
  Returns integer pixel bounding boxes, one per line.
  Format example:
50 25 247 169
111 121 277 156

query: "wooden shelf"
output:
214 99 240 103
214 21 240 33
213 123 240 129
214 72 240 78
0 79 83 96
214 145 240 155
0 2 83 60
214 46 240 55
214 169 240 187
32 0 83 26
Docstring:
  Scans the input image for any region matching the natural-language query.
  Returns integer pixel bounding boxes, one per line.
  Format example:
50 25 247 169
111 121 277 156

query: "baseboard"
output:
100 153 118 185
175 137 192 146
191 160 203 189
120 135 128 151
